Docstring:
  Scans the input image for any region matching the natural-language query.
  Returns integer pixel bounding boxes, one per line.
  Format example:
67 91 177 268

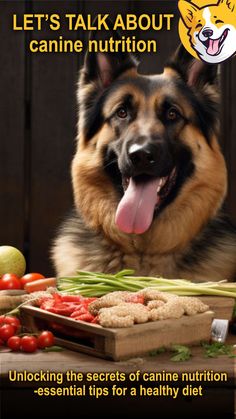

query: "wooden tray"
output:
198 296 235 320
20 305 214 361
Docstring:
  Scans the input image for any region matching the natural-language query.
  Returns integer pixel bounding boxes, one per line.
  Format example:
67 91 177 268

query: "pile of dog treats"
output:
37 289 209 328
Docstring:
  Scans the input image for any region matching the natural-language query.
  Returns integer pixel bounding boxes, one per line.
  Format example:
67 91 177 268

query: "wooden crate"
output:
198 296 235 320
20 305 214 361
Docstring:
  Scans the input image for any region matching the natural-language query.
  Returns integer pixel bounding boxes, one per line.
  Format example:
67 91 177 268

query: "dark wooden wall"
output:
0 1 235 276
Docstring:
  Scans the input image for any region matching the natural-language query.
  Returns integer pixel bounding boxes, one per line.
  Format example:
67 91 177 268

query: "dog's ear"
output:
178 0 199 28
82 17 138 88
217 0 235 11
166 45 218 88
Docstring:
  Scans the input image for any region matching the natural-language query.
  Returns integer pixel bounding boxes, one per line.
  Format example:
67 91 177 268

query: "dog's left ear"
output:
178 0 199 28
82 18 138 88
166 45 218 88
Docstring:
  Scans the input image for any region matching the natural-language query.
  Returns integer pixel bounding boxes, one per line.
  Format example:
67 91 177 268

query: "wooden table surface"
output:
1 337 235 381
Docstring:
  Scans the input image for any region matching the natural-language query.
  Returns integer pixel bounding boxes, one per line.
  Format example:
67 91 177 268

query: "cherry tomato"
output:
0 274 22 290
0 316 21 332
7 336 22 351
0 324 15 342
20 273 45 287
21 336 38 353
37 331 54 349
0 316 6 324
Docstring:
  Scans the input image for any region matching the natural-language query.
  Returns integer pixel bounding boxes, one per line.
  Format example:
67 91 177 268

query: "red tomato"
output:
37 331 54 349
21 336 38 353
20 273 45 287
0 316 21 332
0 274 21 290
0 338 4 346
0 316 6 324
7 336 22 351
0 324 15 342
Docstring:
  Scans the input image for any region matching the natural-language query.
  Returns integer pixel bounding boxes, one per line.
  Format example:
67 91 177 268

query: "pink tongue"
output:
115 177 162 235
207 39 220 55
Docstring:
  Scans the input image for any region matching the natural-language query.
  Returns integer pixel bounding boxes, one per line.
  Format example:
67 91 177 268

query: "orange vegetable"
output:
24 277 56 293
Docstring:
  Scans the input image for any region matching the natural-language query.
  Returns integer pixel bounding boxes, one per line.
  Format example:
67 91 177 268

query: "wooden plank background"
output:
0 2 25 251
0 1 235 276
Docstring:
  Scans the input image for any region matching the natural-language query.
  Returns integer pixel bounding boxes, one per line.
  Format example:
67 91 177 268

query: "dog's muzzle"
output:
124 138 174 179
115 139 177 235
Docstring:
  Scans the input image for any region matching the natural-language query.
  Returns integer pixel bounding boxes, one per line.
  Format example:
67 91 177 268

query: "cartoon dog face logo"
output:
179 0 236 63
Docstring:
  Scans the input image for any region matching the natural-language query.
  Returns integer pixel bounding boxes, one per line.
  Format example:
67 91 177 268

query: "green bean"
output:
57 270 236 298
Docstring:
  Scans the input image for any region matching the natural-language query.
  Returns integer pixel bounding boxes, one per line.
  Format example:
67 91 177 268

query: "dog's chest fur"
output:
53 228 179 278
52 210 236 282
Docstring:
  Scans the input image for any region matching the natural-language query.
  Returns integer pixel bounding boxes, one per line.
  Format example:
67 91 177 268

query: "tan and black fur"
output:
52 27 236 282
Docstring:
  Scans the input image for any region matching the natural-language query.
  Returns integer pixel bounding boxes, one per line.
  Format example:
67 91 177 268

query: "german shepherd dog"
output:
52 28 236 282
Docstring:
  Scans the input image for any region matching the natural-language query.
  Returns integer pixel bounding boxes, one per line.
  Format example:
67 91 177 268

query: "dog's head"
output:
72 27 227 251
179 0 236 63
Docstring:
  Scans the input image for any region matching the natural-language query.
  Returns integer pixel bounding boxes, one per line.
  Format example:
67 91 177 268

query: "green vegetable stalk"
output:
57 270 236 299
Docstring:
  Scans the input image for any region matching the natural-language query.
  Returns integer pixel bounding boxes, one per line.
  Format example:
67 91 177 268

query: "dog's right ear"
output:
218 0 235 11
178 0 199 28
81 18 138 89
166 44 218 88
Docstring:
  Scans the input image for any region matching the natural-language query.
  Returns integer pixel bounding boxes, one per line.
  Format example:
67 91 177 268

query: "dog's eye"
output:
215 19 224 24
196 23 202 29
166 107 180 121
116 107 128 119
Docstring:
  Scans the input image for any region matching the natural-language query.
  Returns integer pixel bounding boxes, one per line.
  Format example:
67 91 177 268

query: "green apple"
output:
0 246 26 277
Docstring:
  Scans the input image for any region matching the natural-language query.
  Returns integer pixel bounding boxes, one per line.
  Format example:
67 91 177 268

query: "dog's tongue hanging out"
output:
115 177 162 234
207 38 220 55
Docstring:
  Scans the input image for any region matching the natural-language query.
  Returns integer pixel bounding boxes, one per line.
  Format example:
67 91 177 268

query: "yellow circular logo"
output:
178 0 236 63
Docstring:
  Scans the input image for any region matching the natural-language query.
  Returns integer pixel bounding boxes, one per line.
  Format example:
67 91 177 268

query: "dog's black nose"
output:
128 144 156 173
124 139 174 178
202 29 213 38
